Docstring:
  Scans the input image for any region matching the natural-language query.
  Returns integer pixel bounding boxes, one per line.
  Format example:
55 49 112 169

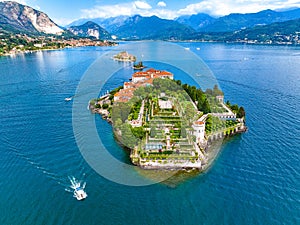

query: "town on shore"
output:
0 33 117 56
89 52 247 171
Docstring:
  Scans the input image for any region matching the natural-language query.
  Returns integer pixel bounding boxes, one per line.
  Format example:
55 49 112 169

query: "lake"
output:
0 42 299 225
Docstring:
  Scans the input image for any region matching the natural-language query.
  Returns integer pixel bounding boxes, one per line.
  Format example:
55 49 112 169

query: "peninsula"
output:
90 68 247 170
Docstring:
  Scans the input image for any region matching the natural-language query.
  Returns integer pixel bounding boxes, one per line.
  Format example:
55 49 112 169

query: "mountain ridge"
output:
68 8 300 34
67 21 111 40
0 1 63 34
112 15 196 40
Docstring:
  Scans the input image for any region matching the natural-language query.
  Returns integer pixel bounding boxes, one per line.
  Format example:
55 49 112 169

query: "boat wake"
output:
66 176 87 200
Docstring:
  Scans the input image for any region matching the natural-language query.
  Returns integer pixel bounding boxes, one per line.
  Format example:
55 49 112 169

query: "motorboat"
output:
65 97 72 101
73 186 87 201
69 177 87 201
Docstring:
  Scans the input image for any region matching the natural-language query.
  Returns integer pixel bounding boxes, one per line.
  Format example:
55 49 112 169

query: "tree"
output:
184 102 197 124
231 104 239 112
226 100 231 107
181 127 187 138
131 127 145 139
150 125 157 138
176 80 182 86
114 118 123 128
120 123 138 148
202 99 211 114
212 84 224 96
205 88 213 96
237 106 246 118
102 103 109 109
112 102 131 123
205 115 213 133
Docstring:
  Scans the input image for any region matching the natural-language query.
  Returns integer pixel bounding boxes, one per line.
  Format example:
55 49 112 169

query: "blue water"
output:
0 43 299 225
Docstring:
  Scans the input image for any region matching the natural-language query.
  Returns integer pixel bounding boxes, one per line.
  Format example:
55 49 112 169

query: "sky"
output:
2 0 300 25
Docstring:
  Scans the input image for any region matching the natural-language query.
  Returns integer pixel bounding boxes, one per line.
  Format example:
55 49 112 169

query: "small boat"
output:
65 97 72 101
73 186 87 201
184 47 190 50
70 177 87 201
196 47 200 51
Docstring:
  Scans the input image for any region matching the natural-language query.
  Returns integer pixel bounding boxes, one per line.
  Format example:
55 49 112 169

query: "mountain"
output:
0 1 63 34
69 8 300 37
113 15 196 40
175 13 216 31
67 16 130 33
99 16 130 33
198 9 300 32
67 21 111 39
191 18 300 45
229 18 300 42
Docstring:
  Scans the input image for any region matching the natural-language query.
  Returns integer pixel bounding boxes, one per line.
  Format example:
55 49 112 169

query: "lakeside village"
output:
0 32 117 56
89 52 247 171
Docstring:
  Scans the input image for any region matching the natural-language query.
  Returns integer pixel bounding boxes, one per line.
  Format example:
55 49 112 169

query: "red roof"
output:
194 121 205 125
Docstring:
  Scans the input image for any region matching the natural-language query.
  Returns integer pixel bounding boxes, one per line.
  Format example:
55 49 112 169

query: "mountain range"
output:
68 7 300 40
0 1 300 43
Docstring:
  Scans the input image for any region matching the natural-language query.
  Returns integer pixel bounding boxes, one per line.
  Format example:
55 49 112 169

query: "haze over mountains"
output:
67 7 300 40
0 1 300 43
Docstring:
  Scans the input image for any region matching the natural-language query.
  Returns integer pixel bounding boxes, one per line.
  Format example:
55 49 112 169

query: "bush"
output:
102 103 109 109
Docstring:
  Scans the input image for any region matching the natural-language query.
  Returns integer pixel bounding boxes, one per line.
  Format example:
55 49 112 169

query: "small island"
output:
90 68 247 171
133 61 146 70
113 51 136 62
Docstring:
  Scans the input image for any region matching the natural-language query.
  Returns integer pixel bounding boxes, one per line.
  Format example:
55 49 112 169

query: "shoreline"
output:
0 41 118 57
89 95 247 172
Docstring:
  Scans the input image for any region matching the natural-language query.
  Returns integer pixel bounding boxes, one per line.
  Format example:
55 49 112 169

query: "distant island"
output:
113 51 136 62
89 68 247 170
133 61 146 70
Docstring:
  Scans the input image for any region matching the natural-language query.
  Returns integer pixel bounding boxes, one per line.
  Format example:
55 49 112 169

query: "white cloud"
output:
81 1 157 19
178 0 300 16
157 1 167 7
134 1 152 10
80 0 300 20
0 0 28 5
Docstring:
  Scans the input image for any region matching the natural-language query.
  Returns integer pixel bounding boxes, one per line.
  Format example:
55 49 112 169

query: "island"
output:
89 68 247 170
113 51 136 62
133 61 146 70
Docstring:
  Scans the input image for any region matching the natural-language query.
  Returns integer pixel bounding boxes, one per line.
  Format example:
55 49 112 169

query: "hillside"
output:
191 18 300 45
113 15 196 40
68 21 111 40
0 1 63 34
199 9 300 32
175 13 216 31
176 8 300 32
229 18 300 44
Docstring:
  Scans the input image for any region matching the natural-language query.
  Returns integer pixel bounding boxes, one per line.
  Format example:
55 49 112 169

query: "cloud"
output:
157 1 167 7
0 0 28 5
134 1 152 10
80 0 300 19
81 1 154 19
178 0 300 16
